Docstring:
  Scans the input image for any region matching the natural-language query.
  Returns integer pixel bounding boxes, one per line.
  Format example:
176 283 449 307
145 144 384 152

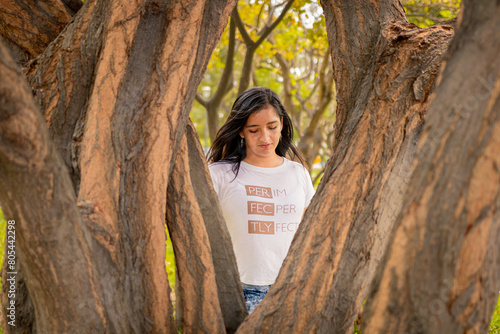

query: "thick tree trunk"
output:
0 236 35 333
363 1 500 333
0 39 107 333
0 0 80 65
237 1 455 333
24 0 109 193
0 0 237 332
166 124 226 334
0 2 80 331
167 120 247 333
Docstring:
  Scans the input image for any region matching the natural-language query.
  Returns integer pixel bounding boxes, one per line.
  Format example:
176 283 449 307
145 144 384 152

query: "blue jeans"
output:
241 283 271 313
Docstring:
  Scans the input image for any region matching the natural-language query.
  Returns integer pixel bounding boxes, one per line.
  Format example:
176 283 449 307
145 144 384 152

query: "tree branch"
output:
255 0 295 46
210 18 236 108
321 0 406 130
232 7 254 46
195 93 208 108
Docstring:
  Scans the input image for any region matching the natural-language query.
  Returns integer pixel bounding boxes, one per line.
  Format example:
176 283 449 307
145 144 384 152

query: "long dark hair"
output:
207 87 305 176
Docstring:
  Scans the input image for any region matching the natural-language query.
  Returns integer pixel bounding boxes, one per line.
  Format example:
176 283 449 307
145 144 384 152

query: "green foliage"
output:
402 0 460 28
165 228 176 301
193 0 333 171
490 293 500 334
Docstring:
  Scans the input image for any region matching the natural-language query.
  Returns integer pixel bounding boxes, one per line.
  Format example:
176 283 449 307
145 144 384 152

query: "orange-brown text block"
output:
245 185 273 198
248 220 275 234
247 201 274 216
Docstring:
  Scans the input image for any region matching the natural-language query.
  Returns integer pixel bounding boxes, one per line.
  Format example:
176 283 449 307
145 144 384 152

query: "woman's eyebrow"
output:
245 120 279 128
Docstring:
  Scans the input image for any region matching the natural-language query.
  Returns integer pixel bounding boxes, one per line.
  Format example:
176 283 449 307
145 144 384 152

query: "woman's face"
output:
239 106 283 164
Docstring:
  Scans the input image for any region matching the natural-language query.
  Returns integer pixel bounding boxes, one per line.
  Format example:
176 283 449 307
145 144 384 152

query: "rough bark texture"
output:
167 125 226 334
0 0 237 332
1 1 101 331
24 0 107 193
0 0 79 65
0 39 106 333
166 120 247 333
184 121 249 331
237 1 455 333
0 239 35 333
363 1 500 333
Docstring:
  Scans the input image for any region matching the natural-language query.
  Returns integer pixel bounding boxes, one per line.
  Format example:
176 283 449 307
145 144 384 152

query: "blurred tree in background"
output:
403 0 460 27
191 0 460 184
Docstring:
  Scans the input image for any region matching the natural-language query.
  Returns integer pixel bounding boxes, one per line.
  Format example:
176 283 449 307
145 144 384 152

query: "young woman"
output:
208 87 315 313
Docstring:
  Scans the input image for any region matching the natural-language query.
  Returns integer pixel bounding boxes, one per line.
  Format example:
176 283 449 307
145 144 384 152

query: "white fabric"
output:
209 158 315 285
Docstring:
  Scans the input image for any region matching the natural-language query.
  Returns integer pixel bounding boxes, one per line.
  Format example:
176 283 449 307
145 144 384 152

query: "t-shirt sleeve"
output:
208 164 223 197
302 166 315 206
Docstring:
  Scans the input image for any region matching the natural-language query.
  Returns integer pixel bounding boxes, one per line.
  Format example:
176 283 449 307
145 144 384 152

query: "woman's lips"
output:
259 144 271 149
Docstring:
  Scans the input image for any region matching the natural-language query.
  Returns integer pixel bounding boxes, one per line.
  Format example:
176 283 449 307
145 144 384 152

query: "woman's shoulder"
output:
209 160 234 171
284 158 308 172
284 158 313 182
208 161 237 180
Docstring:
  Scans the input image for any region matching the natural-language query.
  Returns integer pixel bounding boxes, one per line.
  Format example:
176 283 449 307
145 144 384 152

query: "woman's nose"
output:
261 129 270 141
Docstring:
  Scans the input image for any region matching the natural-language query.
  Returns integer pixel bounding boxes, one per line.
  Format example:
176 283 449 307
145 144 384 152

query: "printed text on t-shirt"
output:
245 185 287 198
245 184 298 235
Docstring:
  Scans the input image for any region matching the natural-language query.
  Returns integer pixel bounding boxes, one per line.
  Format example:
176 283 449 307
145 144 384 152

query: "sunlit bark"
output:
364 1 500 332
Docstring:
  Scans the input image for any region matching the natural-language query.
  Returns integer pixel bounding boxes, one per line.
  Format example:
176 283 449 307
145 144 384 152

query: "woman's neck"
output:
243 155 284 168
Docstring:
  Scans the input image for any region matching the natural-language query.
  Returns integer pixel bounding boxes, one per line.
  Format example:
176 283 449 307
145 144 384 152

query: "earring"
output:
240 137 245 146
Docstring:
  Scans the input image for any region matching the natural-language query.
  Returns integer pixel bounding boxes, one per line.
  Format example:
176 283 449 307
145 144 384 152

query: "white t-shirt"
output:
209 158 315 285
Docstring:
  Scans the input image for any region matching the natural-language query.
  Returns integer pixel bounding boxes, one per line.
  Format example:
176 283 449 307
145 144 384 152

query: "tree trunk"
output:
237 1 455 333
166 124 226 334
363 1 500 333
166 120 247 333
0 0 80 65
0 2 79 331
24 0 110 193
0 39 107 333
0 0 237 332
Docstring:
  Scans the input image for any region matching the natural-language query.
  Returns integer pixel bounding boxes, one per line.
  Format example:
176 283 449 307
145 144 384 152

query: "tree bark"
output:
363 1 500 333
166 123 226 334
1 239 35 333
0 0 237 332
237 1 455 333
24 0 109 193
0 38 106 333
0 2 80 330
167 120 247 333
0 0 80 65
